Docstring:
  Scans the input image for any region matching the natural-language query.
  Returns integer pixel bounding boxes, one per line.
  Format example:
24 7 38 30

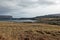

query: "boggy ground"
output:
0 22 60 40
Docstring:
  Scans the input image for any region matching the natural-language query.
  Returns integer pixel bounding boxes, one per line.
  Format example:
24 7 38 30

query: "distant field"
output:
0 22 60 40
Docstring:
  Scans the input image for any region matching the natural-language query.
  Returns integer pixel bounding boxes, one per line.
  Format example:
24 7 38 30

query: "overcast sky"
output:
0 0 60 18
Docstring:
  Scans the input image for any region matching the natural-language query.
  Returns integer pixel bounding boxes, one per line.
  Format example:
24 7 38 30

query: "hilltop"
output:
35 14 60 18
35 14 60 25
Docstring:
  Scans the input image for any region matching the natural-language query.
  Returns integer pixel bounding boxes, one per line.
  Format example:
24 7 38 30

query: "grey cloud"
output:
18 0 37 7
0 0 55 10
0 0 59 18
0 0 17 14
0 6 13 15
18 0 55 8
38 0 55 5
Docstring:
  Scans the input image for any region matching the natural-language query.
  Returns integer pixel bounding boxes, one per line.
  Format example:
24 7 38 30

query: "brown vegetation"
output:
0 22 60 40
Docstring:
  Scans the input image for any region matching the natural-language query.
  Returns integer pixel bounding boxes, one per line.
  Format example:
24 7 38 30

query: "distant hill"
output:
35 14 60 18
34 14 60 25
49 14 60 16
0 15 12 20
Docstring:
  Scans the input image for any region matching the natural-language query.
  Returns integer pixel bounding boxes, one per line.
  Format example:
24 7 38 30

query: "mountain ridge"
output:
35 14 60 18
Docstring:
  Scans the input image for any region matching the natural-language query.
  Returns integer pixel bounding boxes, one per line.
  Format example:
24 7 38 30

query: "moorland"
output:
0 21 60 40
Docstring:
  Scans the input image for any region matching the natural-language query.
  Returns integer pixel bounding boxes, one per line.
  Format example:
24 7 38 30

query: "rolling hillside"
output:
35 14 60 25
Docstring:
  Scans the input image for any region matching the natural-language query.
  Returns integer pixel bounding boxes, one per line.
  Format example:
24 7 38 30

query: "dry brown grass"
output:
0 22 60 40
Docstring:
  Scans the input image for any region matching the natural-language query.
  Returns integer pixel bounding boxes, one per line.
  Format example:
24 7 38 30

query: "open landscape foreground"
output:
0 22 60 40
